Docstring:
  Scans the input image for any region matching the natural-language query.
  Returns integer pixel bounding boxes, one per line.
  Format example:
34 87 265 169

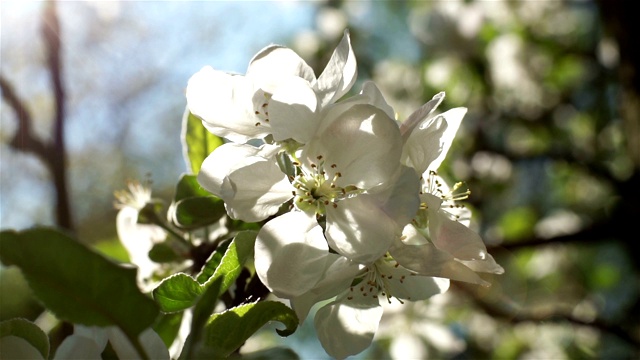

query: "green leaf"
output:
0 318 49 359
181 108 224 174
179 277 224 360
0 228 159 337
200 301 299 358
173 196 226 230
153 232 257 313
174 174 211 203
230 347 300 360
152 312 184 349
153 273 203 313
148 243 180 263
204 231 257 294
195 240 230 284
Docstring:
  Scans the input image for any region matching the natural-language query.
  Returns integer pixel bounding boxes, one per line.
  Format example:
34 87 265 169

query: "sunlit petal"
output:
255 212 330 298
315 291 382 360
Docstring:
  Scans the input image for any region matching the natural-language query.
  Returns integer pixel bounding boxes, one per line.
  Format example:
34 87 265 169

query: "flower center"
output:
290 154 361 216
347 254 410 304
415 171 470 227
114 180 152 210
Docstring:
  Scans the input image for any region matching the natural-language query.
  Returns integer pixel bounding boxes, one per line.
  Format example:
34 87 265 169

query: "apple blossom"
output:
392 172 504 278
114 180 167 292
253 212 449 359
361 84 504 279
199 101 418 263
186 30 356 144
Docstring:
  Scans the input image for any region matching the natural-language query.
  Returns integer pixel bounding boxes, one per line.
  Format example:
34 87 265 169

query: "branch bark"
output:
0 0 73 231
42 0 73 231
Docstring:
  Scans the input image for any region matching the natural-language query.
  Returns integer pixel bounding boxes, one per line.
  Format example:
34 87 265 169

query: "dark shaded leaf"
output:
0 318 49 359
0 228 158 337
173 196 226 230
148 243 181 263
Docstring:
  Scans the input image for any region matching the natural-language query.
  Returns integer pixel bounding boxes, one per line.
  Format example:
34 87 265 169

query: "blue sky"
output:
1 1 317 229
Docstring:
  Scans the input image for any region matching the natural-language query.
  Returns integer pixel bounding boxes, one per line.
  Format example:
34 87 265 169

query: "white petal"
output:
53 335 102 359
315 291 383 360
368 165 421 228
247 45 316 91
199 143 291 222
197 143 261 198
399 91 445 137
459 253 505 274
304 104 402 190
379 261 450 301
290 255 363 322
223 155 293 222
430 208 491 262
108 327 169 360
116 208 164 290
73 326 109 350
360 80 395 120
1 336 45 360
401 114 448 175
255 212 330 298
390 226 490 286
325 194 399 263
315 30 358 107
427 107 467 171
268 76 319 143
186 66 267 142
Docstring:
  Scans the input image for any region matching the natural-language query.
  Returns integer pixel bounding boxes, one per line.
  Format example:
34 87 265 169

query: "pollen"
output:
289 153 361 216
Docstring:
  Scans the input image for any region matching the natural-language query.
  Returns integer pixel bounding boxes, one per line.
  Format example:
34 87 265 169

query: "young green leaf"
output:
204 231 257 294
181 108 224 174
152 273 203 313
195 241 230 285
173 196 226 230
0 228 159 337
173 174 211 203
0 318 49 359
179 277 223 360
199 301 299 358
153 231 257 313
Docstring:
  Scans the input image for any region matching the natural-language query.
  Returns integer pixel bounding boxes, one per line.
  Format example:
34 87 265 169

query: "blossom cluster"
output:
184 31 503 359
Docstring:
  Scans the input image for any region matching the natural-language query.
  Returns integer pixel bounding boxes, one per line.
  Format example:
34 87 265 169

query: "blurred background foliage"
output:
1 0 638 359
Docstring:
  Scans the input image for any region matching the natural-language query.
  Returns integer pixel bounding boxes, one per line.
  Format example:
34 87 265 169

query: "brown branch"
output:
0 75 49 159
1 0 73 231
486 221 613 252
453 283 640 349
41 0 73 231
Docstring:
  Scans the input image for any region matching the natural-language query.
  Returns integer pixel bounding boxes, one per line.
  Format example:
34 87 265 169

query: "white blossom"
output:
114 180 167 292
186 30 356 144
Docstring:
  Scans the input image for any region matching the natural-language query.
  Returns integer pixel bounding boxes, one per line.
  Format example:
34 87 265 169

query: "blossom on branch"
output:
187 30 503 359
